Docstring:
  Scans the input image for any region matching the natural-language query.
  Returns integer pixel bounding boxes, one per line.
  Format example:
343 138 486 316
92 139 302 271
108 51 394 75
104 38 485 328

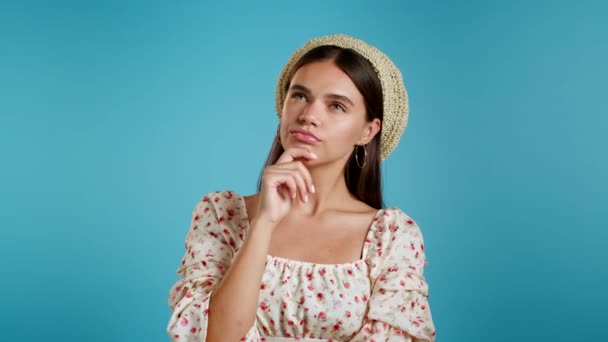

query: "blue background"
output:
1 0 606 341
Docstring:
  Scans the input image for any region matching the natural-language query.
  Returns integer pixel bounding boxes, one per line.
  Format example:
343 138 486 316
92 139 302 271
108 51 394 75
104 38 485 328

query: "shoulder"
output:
187 190 250 231
376 206 424 237
367 206 429 276
193 190 244 214
198 189 242 204
186 190 249 246
369 206 427 257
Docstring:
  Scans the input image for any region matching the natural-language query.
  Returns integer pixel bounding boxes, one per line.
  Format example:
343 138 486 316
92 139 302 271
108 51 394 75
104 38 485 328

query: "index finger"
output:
276 148 318 164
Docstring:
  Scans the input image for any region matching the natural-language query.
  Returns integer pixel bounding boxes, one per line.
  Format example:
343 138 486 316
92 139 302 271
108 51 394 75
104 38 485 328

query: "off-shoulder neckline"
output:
229 191 387 267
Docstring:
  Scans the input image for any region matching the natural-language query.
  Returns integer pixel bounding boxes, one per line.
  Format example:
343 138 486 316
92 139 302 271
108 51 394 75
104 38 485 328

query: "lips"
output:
290 128 320 144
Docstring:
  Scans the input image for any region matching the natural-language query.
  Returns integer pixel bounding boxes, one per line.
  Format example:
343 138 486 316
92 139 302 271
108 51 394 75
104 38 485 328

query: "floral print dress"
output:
167 190 436 341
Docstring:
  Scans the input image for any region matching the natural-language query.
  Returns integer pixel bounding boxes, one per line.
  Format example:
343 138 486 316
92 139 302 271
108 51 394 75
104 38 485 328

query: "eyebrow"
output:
289 84 355 107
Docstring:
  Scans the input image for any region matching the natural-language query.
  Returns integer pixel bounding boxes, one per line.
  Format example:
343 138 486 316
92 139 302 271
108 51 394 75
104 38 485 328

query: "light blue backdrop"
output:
1 0 606 341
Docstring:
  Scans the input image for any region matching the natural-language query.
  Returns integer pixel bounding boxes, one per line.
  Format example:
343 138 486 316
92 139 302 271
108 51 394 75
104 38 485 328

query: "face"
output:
280 60 381 165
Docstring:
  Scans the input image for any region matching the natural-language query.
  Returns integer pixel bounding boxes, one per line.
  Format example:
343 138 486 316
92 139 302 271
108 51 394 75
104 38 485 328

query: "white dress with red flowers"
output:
167 190 436 341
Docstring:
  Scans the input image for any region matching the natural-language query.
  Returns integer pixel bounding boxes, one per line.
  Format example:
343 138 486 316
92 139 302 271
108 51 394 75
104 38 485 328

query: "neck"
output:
291 158 353 216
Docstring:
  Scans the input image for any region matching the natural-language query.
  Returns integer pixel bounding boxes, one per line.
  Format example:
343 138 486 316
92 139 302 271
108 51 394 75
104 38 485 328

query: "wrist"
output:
251 214 280 232
242 219 274 254
245 217 276 244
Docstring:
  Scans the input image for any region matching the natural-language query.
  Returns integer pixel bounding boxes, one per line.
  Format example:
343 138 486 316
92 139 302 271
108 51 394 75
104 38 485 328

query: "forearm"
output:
206 218 274 342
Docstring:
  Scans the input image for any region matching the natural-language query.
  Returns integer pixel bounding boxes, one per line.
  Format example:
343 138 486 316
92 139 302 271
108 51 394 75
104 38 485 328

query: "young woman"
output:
167 34 436 342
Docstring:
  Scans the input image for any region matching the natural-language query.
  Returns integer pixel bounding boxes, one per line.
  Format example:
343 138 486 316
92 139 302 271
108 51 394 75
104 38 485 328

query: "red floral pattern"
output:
167 190 436 341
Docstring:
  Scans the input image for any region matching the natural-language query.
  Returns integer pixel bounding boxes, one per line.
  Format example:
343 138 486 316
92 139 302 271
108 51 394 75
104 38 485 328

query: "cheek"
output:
278 117 288 140
281 98 290 116
282 99 303 117
328 122 361 146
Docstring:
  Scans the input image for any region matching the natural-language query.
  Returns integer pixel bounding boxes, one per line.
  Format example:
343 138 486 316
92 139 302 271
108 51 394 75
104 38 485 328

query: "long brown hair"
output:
258 45 384 209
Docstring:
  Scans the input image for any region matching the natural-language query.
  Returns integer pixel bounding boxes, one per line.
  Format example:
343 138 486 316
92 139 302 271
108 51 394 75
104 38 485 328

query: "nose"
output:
297 100 322 126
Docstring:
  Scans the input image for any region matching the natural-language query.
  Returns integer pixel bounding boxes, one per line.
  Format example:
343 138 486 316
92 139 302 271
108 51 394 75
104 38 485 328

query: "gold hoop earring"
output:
355 145 367 169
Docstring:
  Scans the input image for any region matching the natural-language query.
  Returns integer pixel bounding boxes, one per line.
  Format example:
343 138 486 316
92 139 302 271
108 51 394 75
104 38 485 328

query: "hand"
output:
256 147 317 227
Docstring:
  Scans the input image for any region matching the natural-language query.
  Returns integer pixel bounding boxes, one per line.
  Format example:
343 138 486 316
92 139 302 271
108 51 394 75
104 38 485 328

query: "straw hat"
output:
275 34 409 161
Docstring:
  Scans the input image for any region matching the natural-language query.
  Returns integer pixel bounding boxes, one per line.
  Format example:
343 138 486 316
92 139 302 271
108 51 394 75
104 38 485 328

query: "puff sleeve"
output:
166 191 260 341
349 208 436 342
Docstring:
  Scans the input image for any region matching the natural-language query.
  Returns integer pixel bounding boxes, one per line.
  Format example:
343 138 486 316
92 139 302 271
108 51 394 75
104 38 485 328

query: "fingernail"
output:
304 195 308 202
311 185 316 193
311 152 318 159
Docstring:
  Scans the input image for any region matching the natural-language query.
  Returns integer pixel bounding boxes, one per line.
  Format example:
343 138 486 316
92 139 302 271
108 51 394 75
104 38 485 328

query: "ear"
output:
356 118 381 145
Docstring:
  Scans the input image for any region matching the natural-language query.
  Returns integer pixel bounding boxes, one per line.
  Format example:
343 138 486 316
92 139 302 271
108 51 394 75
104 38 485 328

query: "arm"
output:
168 149 315 342
206 216 275 341
208 148 316 341
166 192 268 342
348 209 436 342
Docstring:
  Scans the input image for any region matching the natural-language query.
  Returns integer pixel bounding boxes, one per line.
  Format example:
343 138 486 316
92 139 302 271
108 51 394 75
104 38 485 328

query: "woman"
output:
167 34 436 341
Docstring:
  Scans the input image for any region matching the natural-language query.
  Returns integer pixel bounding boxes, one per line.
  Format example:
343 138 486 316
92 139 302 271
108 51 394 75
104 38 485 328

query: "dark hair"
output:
258 45 384 209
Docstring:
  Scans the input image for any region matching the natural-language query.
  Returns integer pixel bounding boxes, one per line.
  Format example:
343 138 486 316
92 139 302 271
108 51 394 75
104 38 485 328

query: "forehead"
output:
289 61 363 100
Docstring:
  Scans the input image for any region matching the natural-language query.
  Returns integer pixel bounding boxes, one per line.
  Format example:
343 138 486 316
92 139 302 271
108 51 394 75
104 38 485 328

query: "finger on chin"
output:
280 147 316 163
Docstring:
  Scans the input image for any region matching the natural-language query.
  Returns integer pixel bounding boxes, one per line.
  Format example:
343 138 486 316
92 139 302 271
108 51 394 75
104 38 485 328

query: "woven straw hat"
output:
275 34 409 161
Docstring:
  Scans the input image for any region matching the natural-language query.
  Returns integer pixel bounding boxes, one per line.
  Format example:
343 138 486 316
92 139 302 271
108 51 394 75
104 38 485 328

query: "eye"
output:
329 103 346 112
291 92 307 101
